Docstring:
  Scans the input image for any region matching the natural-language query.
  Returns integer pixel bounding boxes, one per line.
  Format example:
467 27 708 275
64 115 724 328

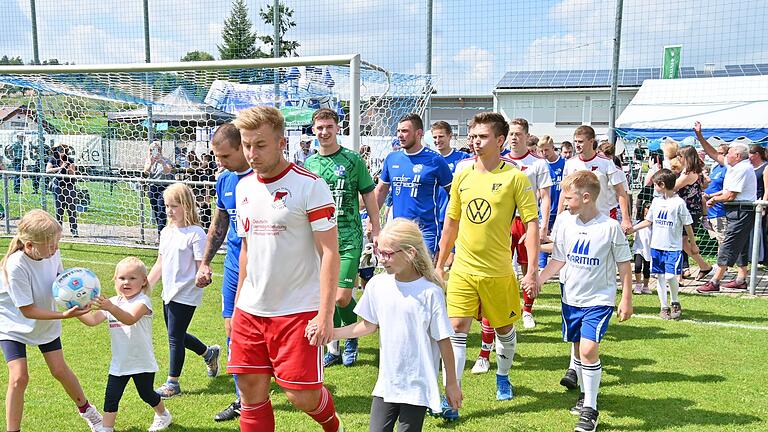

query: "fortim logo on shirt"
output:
567 238 600 266
656 210 674 227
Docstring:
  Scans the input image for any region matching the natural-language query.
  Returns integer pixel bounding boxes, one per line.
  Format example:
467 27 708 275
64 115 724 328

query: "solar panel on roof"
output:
496 63 767 88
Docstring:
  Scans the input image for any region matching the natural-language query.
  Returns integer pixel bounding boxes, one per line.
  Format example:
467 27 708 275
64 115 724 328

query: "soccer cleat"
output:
496 374 514 400
570 392 585 415
323 351 342 368
659 307 672 320
670 302 682 320
148 410 172 431
80 405 103 432
696 281 720 293
204 345 221 377
560 368 579 390
471 356 491 374
155 381 182 399
522 311 536 329
722 279 747 290
214 401 241 422
632 283 643 295
439 395 460 421
342 338 359 367
574 407 599 432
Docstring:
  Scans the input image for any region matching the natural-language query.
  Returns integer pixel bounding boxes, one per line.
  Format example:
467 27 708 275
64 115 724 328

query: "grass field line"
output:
535 303 768 331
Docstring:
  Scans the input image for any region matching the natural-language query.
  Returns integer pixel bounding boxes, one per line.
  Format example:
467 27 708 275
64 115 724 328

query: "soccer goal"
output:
0 55 435 247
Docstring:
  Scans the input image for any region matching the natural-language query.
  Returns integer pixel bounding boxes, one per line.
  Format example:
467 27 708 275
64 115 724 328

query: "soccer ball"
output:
52 268 101 309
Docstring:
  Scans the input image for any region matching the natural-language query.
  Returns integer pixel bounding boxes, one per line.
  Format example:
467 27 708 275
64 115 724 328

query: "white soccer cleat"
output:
471 357 491 374
80 405 103 432
522 311 536 329
148 410 172 431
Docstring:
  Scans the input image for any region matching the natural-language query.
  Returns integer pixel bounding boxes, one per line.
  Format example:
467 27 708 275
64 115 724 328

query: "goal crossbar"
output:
0 54 362 150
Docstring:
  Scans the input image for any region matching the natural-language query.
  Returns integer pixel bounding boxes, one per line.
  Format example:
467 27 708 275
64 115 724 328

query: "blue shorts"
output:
221 267 239 318
1 337 62 363
561 303 614 343
650 249 683 275
421 229 439 257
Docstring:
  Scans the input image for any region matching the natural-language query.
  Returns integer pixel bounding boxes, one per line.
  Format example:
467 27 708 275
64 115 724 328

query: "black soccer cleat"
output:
561 368 579 390
214 401 241 422
574 407 599 432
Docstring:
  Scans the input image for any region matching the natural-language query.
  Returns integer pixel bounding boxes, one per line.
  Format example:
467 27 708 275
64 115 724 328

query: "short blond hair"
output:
233 106 285 134
561 170 600 200
114 256 151 295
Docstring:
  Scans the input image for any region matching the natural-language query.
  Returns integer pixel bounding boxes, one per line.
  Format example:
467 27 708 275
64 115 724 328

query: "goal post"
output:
0 55 434 246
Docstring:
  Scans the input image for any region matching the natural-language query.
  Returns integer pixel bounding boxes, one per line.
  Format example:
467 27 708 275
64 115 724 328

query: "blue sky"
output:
2 0 767 95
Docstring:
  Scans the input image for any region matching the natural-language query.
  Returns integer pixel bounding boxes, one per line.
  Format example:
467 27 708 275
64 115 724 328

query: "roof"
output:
496 63 768 90
615 75 768 143
0 104 57 133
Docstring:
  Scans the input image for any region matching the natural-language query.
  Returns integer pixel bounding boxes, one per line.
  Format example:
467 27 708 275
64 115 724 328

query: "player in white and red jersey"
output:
228 106 343 432
505 118 552 330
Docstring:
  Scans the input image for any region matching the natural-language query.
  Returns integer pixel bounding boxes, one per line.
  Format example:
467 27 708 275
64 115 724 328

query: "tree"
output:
218 0 260 60
0 55 24 65
258 1 300 57
181 51 215 62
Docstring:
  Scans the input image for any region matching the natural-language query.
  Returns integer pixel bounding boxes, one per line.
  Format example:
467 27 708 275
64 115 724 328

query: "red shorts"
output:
510 217 528 265
227 309 323 390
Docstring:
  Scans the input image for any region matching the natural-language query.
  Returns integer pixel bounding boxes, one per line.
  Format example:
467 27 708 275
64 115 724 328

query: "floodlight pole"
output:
273 0 281 108
425 0 433 127
30 0 40 65
608 0 624 144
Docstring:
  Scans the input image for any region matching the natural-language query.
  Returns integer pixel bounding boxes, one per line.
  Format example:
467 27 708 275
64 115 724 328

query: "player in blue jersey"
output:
195 123 253 422
432 121 470 239
537 136 566 268
375 113 453 255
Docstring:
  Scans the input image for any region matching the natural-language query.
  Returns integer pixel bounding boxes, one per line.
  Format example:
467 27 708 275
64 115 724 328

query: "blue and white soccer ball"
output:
52 268 101 309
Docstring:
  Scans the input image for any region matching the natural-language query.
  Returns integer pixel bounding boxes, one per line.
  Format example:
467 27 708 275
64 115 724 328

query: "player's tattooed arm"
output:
196 208 229 287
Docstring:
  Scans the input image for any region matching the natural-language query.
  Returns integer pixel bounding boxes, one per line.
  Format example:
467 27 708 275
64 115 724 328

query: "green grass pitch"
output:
0 240 767 431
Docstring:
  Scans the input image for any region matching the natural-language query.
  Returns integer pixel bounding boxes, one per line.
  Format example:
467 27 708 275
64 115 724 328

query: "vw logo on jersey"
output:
413 164 423 173
466 198 492 224
334 164 346 177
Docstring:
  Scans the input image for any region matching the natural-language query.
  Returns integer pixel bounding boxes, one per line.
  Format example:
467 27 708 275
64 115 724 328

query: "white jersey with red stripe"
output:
235 163 336 317
563 154 625 216
506 151 554 191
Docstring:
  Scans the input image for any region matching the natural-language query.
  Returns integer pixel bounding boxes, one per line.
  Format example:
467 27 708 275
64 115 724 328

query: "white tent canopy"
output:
616 75 768 144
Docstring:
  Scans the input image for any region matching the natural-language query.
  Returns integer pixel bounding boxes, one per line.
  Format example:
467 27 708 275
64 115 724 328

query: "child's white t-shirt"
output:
631 221 652 262
101 293 158 376
552 212 632 307
646 196 692 251
0 250 63 345
159 225 207 306
353 273 454 412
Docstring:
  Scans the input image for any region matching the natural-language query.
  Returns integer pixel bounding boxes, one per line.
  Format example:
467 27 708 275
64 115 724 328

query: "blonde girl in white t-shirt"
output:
79 257 172 431
0 210 103 432
308 218 462 432
147 183 219 399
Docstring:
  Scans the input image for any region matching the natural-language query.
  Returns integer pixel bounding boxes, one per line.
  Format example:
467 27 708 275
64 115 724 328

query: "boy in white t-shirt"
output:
629 169 699 320
539 171 633 432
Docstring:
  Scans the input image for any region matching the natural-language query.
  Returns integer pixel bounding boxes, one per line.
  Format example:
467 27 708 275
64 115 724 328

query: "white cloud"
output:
453 47 494 82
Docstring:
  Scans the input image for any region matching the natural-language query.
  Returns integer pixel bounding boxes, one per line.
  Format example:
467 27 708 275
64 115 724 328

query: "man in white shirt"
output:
228 106 343 432
694 122 758 293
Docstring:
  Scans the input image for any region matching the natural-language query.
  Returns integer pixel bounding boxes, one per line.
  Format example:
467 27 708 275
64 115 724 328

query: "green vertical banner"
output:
662 45 682 79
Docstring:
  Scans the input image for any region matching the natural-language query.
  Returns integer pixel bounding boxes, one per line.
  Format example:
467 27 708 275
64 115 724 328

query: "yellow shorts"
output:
446 271 521 328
